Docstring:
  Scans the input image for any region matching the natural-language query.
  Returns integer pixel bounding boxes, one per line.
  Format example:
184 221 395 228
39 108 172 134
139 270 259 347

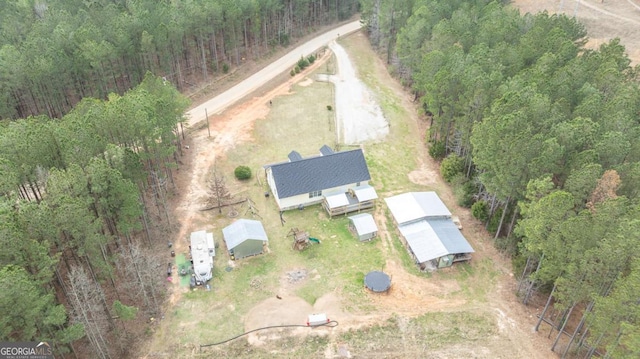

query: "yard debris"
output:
250 277 264 289
287 269 307 284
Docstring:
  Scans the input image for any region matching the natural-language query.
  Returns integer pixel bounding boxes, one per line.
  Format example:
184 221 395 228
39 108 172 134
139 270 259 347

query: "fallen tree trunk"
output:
199 198 247 211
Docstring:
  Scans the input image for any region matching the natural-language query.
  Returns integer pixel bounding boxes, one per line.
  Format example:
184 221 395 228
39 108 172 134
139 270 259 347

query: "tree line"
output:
361 0 640 357
0 0 360 120
0 73 189 358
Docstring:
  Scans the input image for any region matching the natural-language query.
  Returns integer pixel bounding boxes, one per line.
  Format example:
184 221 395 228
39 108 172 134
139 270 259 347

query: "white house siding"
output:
266 168 283 209
275 181 369 211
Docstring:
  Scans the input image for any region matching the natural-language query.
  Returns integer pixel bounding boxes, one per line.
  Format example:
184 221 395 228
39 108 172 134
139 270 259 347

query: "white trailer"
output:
190 230 215 286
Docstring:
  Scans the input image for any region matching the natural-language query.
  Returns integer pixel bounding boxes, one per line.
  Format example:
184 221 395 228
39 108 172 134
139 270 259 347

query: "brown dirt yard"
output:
137 2 640 356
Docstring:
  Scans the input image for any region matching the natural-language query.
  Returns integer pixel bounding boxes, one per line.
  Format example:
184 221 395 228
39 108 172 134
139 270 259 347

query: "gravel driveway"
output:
318 42 389 145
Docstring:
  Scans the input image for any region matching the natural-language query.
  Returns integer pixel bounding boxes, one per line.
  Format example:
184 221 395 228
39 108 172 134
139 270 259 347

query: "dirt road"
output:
185 20 362 128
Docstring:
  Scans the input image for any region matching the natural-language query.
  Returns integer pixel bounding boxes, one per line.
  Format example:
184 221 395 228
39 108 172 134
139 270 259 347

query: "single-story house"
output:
222 219 269 260
385 192 474 270
190 230 215 285
348 213 378 241
264 146 373 211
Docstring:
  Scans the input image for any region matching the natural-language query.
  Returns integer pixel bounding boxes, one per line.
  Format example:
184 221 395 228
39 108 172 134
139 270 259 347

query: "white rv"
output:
190 230 215 286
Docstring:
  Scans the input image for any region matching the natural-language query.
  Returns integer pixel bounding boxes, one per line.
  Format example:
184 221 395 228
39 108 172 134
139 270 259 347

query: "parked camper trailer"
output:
190 230 215 286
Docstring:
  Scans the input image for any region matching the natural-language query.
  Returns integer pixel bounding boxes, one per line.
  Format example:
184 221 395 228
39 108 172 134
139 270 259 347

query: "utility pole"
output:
205 108 211 137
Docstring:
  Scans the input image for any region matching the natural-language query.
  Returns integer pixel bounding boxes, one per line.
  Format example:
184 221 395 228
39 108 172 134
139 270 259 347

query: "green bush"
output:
487 207 502 234
326 105 332 111
307 54 316 64
495 236 518 257
297 56 309 69
234 166 252 180
471 200 489 222
290 69 296 77
222 63 229 74
294 65 301 74
428 140 446 160
440 154 465 182
452 174 477 208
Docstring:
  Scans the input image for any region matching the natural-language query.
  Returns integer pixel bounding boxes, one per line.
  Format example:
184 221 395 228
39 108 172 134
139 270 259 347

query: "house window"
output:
309 190 322 198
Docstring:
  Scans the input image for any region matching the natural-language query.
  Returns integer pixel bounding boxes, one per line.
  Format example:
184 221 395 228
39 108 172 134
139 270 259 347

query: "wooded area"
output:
0 0 359 120
0 73 188 358
361 0 640 357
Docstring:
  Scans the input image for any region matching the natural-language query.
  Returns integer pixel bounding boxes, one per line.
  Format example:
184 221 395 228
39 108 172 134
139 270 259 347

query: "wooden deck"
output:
323 198 375 217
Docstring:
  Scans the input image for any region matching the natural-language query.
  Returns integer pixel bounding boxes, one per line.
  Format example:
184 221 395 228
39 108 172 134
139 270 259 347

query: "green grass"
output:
174 253 192 287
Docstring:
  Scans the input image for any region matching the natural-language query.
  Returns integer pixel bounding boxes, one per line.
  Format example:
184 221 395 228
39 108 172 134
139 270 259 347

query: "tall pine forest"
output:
0 1 359 358
361 0 640 357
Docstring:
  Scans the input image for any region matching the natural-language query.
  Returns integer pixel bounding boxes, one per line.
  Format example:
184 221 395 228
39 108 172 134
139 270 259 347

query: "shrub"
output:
428 140 446 160
440 154 465 182
290 69 296 77
495 236 518 257
326 105 332 111
452 174 477 208
222 63 229 74
307 54 316 64
487 207 502 234
234 166 252 180
279 33 290 46
297 56 309 69
294 65 301 74
471 200 489 222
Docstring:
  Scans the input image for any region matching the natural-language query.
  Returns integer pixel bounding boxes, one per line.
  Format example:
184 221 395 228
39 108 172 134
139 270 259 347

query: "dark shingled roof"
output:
270 149 370 198
288 150 303 162
319 144 334 156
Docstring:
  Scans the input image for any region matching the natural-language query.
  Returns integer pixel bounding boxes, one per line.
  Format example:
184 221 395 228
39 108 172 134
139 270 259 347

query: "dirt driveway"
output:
317 41 389 144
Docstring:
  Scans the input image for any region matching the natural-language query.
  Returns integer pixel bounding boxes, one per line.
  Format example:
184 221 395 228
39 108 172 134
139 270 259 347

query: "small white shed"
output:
348 213 378 241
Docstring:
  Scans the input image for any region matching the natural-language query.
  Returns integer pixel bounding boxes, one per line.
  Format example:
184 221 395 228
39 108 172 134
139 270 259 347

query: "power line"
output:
199 320 339 349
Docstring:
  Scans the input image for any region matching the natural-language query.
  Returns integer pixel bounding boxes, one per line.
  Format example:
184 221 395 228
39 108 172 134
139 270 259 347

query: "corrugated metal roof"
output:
269 149 371 199
223 219 268 250
325 192 350 208
427 219 474 255
385 192 451 224
398 220 449 263
397 219 474 263
349 213 378 235
353 184 378 202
